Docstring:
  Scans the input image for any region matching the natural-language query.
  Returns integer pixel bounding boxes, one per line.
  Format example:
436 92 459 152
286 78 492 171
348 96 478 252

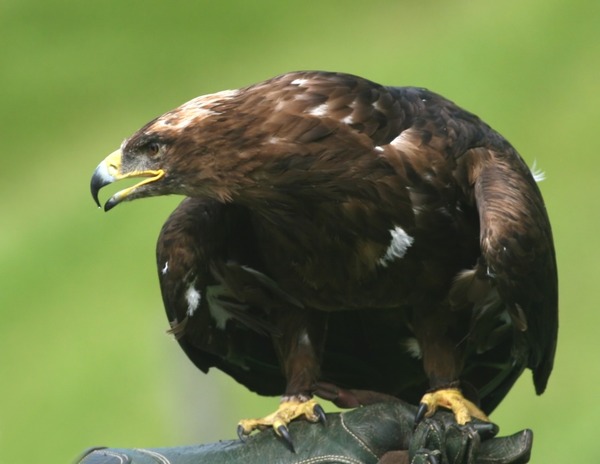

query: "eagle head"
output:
91 89 244 211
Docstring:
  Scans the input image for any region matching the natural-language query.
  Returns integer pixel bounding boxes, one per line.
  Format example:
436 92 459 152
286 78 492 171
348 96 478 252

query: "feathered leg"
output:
413 308 489 425
237 309 327 451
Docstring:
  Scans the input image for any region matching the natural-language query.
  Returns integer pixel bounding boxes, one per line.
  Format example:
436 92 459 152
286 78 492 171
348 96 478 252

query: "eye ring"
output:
147 142 161 157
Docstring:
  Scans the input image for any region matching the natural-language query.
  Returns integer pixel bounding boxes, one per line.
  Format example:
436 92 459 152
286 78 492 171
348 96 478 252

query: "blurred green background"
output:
1 0 598 462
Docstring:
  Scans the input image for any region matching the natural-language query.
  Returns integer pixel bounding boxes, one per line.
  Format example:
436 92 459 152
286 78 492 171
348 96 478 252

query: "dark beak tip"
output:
104 197 117 212
90 176 103 208
91 190 105 210
91 166 113 211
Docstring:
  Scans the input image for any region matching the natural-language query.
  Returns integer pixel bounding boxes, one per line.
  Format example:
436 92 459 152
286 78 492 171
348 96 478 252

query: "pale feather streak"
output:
206 285 234 329
308 103 330 117
530 160 545 182
378 226 414 266
185 283 201 317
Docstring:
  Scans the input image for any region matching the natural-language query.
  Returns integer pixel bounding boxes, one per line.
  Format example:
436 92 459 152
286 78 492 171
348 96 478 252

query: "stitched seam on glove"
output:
91 449 129 464
293 455 364 464
339 414 378 461
134 448 171 464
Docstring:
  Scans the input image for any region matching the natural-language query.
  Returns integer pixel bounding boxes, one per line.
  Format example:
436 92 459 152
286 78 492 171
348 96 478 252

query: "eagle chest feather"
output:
242 172 479 312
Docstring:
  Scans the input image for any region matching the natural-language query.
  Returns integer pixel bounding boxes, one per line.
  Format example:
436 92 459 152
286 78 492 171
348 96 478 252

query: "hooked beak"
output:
90 149 165 211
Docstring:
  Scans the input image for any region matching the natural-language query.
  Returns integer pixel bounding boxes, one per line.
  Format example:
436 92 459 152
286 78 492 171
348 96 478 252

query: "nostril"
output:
107 163 119 175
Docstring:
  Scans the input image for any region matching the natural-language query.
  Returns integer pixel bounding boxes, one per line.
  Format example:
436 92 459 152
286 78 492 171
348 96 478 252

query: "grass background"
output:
1 0 599 462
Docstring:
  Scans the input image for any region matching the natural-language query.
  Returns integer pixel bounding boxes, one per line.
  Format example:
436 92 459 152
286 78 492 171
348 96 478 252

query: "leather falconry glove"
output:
76 399 532 464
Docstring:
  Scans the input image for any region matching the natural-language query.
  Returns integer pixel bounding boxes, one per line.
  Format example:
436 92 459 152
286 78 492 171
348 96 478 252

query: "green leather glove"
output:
76 400 532 464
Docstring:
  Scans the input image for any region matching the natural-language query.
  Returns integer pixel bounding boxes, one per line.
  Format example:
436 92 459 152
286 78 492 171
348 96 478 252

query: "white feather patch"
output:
373 99 385 112
378 226 414 267
389 130 410 148
298 330 311 347
153 89 239 131
342 114 354 124
291 78 308 86
309 103 329 117
185 284 201 317
530 160 545 182
161 261 169 275
403 337 422 359
388 128 421 152
206 285 233 329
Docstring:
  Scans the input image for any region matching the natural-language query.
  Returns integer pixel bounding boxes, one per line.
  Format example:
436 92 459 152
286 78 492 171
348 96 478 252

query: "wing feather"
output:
155 198 289 395
469 147 558 394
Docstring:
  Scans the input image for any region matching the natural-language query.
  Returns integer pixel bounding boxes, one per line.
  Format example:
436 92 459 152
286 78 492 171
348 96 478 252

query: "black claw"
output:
428 452 440 464
237 425 248 443
314 404 327 425
415 402 429 427
472 422 499 439
277 425 295 453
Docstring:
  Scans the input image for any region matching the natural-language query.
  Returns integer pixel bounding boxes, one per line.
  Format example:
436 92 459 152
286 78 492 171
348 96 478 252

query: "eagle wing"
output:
468 145 558 395
156 197 287 395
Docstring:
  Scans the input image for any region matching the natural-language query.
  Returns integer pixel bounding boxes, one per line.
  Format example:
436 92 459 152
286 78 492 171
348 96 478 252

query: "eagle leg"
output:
413 309 489 426
237 396 326 452
416 387 489 425
237 308 328 450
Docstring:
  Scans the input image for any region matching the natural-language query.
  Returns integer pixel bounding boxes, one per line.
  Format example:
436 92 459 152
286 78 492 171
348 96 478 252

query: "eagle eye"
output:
147 142 161 157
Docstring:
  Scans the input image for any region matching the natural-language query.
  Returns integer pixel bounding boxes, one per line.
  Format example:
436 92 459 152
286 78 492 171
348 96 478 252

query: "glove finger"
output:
445 423 480 464
412 448 442 464
477 429 533 464
410 419 445 460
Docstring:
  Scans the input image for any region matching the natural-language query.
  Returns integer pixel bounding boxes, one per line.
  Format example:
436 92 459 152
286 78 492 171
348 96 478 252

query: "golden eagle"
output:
91 71 557 448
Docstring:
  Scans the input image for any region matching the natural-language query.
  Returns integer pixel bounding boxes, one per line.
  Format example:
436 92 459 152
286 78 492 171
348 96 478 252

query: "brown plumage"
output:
91 71 557 439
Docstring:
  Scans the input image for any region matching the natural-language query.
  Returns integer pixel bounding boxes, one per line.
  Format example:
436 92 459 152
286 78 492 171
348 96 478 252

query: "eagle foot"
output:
237 397 326 452
416 387 489 425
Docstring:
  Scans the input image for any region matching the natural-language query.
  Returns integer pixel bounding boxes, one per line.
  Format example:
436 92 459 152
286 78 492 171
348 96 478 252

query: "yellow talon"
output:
419 388 488 425
237 398 324 437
